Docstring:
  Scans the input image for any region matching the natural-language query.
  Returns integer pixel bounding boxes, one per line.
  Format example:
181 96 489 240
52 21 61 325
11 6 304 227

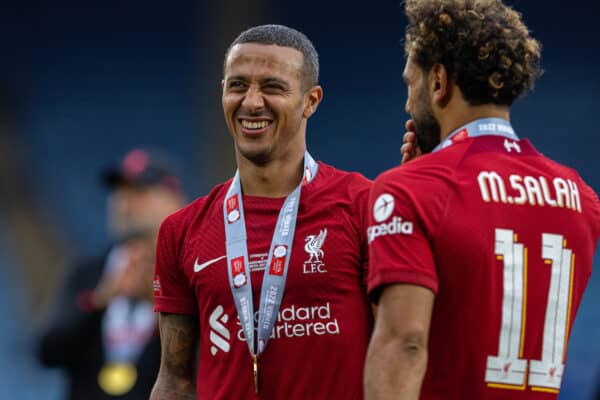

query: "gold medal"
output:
252 355 259 394
98 362 137 396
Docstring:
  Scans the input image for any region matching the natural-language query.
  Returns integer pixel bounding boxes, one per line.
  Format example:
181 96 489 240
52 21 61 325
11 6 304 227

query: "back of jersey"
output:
429 135 599 399
368 133 600 400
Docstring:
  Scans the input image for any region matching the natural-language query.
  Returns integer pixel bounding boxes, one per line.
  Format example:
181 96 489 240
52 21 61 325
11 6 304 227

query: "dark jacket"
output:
38 253 160 400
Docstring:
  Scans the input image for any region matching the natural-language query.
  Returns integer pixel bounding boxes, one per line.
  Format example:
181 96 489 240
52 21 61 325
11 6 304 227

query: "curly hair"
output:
405 0 543 106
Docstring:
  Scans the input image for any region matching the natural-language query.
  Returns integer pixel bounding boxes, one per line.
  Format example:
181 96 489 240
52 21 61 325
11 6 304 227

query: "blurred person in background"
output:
38 149 186 400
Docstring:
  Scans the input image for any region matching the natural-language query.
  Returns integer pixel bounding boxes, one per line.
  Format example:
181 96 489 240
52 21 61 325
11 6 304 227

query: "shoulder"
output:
374 152 455 197
539 156 600 231
535 152 600 202
314 161 372 200
160 181 231 242
165 181 231 225
370 153 458 238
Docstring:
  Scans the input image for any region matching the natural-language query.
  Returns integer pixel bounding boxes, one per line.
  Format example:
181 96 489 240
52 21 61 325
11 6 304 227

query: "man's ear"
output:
303 85 323 118
430 64 451 106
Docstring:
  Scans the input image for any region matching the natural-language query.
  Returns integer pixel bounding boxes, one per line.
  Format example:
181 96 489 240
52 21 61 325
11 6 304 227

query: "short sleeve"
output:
367 168 440 302
153 215 198 315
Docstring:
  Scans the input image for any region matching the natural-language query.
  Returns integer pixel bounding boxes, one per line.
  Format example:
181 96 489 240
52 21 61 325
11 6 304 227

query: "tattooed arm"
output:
150 313 198 400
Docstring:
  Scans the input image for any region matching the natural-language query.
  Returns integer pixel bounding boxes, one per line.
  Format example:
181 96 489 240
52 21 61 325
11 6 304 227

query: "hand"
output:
400 119 422 164
92 237 156 308
115 238 155 301
92 268 121 310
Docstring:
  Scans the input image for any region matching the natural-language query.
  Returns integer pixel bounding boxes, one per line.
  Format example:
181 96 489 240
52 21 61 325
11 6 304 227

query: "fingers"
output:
401 142 414 164
403 131 416 146
400 122 418 164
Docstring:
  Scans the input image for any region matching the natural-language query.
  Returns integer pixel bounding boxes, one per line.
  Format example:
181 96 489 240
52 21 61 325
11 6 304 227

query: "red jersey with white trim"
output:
154 162 372 400
368 135 600 399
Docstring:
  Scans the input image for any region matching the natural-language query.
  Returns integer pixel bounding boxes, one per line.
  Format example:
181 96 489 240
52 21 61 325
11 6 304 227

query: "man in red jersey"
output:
150 25 372 400
364 1 600 400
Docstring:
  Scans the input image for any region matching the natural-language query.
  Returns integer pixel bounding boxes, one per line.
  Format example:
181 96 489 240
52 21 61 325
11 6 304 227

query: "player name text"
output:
477 171 581 212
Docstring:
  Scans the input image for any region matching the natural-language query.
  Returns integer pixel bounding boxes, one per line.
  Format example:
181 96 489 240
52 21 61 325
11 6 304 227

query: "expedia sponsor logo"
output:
373 193 395 223
367 216 414 243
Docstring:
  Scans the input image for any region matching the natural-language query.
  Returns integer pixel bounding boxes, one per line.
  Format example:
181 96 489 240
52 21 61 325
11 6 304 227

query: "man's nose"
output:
241 85 265 112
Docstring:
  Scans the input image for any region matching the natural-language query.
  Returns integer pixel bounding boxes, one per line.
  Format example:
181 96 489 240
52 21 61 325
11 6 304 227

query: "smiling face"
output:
222 43 319 165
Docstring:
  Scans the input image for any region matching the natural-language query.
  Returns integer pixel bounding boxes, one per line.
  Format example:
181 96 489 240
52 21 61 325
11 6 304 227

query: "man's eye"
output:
228 81 245 89
263 84 285 92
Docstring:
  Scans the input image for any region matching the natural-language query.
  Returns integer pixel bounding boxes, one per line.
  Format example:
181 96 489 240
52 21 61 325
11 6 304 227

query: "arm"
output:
150 312 198 400
364 284 434 400
38 259 105 366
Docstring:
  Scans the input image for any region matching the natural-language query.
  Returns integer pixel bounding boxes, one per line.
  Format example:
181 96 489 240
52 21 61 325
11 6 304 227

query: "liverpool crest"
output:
303 228 327 274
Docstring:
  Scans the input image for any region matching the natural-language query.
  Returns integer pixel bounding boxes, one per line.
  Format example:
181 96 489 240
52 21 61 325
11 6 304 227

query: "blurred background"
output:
0 0 598 398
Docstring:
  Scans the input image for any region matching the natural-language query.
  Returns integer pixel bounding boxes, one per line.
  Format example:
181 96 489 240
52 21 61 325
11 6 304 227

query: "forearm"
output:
364 284 434 400
152 312 199 400
150 374 196 400
364 333 428 400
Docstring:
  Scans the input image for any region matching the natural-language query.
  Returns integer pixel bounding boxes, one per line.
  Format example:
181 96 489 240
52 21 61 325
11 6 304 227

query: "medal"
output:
224 151 319 394
98 362 137 396
253 354 259 394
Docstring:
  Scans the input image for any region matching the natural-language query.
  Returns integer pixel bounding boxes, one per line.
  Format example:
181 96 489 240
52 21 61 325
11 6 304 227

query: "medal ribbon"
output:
224 151 318 358
433 118 519 152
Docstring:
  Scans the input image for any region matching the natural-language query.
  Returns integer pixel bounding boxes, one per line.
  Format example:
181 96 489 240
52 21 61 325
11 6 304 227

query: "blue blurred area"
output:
0 227 65 399
0 0 598 398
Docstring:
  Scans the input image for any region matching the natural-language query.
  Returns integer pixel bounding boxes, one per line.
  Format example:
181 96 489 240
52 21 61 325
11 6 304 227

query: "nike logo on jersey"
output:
194 255 227 273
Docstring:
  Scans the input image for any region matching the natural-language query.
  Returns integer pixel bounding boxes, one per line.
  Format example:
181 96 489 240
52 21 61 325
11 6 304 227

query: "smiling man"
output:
150 25 373 400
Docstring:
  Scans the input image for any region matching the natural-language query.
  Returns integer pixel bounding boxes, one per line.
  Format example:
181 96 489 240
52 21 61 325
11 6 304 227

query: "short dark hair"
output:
405 0 543 106
224 24 320 90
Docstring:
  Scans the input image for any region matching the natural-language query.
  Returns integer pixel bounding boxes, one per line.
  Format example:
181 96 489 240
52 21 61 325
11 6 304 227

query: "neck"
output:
438 103 510 142
237 150 306 198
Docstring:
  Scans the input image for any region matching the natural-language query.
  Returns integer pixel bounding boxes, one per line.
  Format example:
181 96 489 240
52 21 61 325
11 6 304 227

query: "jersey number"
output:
485 229 575 393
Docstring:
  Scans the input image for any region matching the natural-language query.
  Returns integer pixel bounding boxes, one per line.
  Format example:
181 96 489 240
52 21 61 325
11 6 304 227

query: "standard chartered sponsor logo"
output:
209 305 231 355
208 302 340 357
237 302 340 341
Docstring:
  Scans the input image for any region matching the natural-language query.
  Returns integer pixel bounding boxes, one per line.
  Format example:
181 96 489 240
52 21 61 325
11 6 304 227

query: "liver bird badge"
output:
304 228 328 263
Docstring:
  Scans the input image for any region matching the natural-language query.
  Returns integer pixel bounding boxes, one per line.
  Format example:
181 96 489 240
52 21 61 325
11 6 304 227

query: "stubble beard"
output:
412 91 441 154
238 145 273 166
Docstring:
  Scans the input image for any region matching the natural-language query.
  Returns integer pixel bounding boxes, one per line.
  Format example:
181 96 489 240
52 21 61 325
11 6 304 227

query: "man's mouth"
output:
239 119 273 135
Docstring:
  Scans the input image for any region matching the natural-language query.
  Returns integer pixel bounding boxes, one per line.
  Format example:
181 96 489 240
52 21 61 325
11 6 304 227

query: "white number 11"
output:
485 229 575 393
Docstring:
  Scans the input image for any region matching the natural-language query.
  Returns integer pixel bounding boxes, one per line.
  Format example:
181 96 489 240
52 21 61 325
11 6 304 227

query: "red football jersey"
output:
154 162 373 400
368 135 600 399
